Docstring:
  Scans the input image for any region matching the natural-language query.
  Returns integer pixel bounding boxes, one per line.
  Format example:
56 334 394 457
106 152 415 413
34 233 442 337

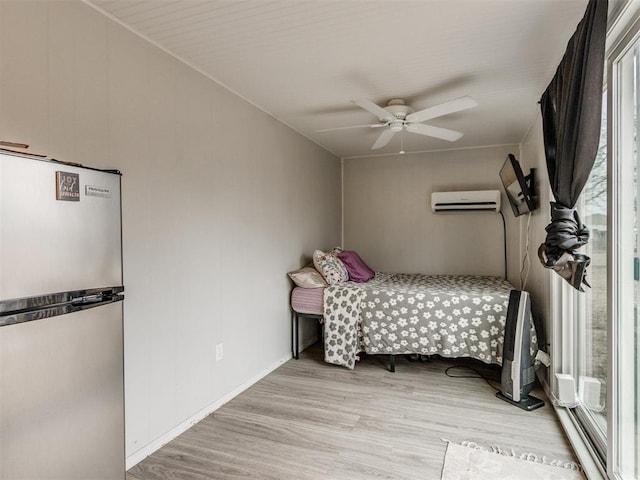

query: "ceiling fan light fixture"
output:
390 121 404 132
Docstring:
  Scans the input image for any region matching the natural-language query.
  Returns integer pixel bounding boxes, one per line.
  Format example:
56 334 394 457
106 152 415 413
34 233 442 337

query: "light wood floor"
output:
127 343 577 480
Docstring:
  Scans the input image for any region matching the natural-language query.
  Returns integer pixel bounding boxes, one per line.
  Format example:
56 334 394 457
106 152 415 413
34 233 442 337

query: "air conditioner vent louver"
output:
431 190 501 213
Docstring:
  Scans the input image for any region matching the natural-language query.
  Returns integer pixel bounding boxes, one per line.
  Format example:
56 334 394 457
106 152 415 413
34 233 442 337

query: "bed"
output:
322 272 515 369
289 249 524 371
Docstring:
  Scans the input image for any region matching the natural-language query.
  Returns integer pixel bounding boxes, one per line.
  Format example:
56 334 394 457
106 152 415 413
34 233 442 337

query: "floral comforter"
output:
323 273 515 369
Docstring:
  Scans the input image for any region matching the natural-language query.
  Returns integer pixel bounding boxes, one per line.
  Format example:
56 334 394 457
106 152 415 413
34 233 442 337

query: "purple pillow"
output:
337 250 375 282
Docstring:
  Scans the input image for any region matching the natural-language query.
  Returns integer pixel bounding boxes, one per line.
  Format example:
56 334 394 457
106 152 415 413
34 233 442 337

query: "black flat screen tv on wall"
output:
499 154 536 217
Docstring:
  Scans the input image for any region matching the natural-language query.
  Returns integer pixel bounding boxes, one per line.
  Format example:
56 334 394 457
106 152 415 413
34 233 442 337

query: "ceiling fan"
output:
318 96 478 151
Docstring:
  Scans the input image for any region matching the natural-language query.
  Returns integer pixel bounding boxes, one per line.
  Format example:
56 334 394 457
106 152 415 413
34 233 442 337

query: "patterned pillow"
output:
312 249 349 285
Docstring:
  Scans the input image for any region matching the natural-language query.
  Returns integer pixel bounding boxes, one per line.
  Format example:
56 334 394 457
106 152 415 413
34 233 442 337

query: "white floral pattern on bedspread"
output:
324 273 516 369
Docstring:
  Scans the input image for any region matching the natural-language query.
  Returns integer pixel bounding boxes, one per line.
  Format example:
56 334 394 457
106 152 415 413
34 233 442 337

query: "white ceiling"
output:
86 0 588 159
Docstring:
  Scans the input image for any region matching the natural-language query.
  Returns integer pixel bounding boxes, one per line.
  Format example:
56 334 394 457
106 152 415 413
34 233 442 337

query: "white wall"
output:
0 1 341 463
519 115 553 387
343 146 521 281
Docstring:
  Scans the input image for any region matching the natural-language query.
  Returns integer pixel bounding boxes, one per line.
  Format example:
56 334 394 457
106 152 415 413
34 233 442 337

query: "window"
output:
610 20 640 478
556 6 640 479
571 90 608 466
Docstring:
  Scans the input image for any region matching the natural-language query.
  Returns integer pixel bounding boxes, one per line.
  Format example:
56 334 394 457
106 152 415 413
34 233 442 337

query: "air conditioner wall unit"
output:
431 190 501 213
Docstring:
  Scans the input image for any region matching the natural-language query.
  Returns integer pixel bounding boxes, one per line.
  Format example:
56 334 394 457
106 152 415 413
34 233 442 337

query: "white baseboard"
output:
125 352 292 470
536 365 551 397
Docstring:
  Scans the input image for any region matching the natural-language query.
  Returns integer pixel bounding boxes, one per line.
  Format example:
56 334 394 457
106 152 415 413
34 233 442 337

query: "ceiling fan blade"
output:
371 128 397 149
405 96 478 123
316 123 385 133
353 99 396 122
406 123 464 142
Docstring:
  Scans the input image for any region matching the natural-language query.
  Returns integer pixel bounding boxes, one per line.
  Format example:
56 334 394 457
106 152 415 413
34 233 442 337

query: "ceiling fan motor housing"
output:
383 98 414 120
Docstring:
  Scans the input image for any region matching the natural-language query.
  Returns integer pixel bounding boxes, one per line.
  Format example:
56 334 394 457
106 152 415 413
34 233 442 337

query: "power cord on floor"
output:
444 365 501 392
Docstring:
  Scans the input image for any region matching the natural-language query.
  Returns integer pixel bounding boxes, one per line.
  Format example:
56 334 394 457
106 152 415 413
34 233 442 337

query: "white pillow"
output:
288 265 327 288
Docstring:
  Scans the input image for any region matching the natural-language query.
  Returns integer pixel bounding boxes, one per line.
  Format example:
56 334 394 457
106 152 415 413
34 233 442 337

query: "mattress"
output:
291 287 324 315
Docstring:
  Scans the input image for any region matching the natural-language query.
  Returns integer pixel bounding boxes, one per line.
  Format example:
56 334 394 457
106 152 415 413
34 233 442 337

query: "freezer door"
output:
0 153 122 301
0 301 124 479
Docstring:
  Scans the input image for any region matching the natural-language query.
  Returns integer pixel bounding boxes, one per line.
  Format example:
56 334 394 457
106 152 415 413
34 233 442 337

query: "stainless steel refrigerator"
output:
0 152 125 479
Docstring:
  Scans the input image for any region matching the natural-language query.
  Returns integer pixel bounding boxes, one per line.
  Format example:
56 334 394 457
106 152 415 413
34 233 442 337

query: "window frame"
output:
607 12 640 479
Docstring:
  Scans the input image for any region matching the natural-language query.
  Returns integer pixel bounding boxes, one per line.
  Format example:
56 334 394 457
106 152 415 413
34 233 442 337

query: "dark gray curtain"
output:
538 0 608 292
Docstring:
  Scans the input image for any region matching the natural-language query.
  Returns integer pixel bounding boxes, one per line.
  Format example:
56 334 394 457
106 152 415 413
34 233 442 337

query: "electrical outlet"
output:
215 343 223 362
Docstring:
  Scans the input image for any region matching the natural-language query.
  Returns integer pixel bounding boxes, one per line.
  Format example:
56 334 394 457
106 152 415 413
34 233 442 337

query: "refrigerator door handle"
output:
71 295 124 310
0 286 124 315
71 294 106 305
0 294 124 327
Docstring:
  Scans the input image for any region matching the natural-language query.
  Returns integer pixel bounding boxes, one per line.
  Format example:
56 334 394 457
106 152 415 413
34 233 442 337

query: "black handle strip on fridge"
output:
0 295 124 327
0 286 124 316
47 157 122 175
